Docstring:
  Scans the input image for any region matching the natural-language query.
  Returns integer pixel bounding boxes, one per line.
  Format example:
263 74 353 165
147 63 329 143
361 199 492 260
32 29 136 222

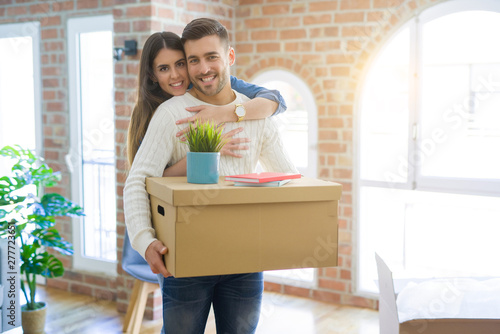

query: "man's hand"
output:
145 240 172 277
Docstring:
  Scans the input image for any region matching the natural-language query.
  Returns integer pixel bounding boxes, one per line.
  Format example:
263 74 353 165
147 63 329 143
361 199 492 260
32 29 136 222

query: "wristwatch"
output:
234 104 246 123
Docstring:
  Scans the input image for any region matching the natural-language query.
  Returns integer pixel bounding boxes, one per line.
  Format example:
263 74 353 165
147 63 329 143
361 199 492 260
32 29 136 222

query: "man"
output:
124 18 297 333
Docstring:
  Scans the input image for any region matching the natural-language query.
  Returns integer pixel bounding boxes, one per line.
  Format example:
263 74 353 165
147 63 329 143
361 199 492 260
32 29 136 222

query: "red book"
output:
225 172 302 183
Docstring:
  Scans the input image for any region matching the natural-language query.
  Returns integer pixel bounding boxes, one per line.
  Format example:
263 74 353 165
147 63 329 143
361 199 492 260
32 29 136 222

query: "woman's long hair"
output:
127 32 184 166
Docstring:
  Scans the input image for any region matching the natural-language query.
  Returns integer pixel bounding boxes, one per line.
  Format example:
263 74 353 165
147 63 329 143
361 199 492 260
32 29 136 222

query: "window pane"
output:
358 186 500 293
420 11 500 179
360 27 410 183
0 36 36 155
260 81 309 171
79 31 116 261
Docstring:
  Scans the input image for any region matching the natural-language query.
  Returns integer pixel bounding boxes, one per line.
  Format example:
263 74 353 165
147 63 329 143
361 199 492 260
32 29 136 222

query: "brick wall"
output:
233 0 443 309
1 0 447 320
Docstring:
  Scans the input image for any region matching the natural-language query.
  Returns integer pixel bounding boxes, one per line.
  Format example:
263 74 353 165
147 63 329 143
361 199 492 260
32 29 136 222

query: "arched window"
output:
357 0 500 294
253 70 318 178
253 70 318 285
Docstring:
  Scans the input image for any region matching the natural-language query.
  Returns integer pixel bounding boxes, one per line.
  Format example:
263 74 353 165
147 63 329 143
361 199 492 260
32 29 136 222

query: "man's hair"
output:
181 18 229 50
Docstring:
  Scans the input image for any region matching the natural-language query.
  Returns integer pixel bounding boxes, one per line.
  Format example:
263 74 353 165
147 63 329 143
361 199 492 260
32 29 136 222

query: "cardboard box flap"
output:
146 176 341 206
375 253 401 333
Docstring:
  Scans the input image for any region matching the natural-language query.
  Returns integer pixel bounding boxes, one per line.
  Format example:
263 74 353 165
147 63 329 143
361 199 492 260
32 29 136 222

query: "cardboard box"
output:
146 176 341 278
375 253 500 334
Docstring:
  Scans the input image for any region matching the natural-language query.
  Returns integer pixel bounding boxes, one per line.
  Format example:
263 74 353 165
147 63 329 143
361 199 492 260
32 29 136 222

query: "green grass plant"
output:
184 120 228 153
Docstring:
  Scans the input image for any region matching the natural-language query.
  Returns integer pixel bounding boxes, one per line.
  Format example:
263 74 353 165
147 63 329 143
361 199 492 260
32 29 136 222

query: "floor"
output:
18 285 379 334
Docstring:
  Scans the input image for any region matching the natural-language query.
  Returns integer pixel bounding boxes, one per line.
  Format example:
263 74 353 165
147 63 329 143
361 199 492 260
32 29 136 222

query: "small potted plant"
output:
184 120 227 184
0 145 84 334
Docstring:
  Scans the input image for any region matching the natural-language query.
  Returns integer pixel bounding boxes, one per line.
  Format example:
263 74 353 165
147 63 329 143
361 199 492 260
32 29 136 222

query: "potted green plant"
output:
184 120 227 184
0 145 84 334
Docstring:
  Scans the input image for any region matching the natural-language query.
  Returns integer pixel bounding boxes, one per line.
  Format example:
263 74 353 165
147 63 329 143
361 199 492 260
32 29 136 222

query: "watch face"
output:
236 105 246 117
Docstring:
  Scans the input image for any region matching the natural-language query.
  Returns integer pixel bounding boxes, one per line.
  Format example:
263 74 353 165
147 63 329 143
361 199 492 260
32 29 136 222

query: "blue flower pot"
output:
186 152 220 184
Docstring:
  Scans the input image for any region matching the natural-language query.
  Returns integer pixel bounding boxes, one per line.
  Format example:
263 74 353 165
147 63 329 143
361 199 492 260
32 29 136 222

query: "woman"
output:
125 31 286 333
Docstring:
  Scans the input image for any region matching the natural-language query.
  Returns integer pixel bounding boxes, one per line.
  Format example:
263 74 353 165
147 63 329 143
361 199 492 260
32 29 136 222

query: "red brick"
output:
41 28 58 39
262 4 289 15
70 283 92 296
284 285 310 298
42 66 61 76
244 18 271 29
319 130 338 140
47 279 69 290
30 3 50 14
340 0 371 10
84 275 110 287
239 0 263 4
43 78 59 88
52 1 74 11
273 16 300 28
312 290 341 303
309 1 338 12
330 66 350 76
251 30 277 40
315 41 340 52
43 90 56 100
114 22 130 33
342 295 377 308
0 0 12 5
236 43 254 53
187 1 206 12
133 20 152 32
236 7 251 17
280 29 306 39
40 16 61 27
319 143 346 153
77 0 98 9
319 279 347 291
285 42 312 52
302 54 323 64
44 41 63 52
291 3 306 13
256 42 280 53
126 5 154 17
47 102 64 112
158 8 174 19
7 6 28 16
373 0 405 8
367 10 391 22
335 12 365 23
304 14 332 25
263 281 282 293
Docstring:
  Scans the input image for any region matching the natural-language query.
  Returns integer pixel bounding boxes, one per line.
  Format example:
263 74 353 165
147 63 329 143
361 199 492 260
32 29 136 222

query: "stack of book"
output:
225 172 302 187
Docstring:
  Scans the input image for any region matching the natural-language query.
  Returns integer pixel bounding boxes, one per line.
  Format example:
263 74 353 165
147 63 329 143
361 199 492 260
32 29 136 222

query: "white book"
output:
233 179 292 187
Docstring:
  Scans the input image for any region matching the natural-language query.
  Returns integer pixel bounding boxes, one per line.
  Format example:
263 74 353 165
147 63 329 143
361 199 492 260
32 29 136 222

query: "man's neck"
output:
189 84 236 105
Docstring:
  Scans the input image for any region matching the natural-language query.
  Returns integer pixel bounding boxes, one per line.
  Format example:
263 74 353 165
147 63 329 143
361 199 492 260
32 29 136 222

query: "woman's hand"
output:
220 127 251 158
175 104 234 138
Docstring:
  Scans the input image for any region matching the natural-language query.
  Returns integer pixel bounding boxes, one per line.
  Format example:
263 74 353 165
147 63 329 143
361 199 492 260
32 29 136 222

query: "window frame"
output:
414 0 500 197
68 15 117 276
253 69 318 179
356 0 500 296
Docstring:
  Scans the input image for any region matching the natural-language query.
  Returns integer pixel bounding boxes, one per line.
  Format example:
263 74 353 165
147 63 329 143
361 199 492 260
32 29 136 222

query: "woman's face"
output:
152 48 190 96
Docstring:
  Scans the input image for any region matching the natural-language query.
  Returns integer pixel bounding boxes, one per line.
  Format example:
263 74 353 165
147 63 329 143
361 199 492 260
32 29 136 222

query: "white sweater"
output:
123 91 298 258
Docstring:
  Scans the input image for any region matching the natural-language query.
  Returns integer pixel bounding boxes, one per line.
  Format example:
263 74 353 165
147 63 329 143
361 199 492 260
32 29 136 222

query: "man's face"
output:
184 35 234 98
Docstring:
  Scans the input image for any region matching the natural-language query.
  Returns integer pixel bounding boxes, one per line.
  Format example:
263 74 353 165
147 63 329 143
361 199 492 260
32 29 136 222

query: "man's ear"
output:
228 47 235 66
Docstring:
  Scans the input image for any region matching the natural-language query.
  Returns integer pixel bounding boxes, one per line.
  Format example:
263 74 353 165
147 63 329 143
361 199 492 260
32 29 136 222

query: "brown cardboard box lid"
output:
146 176 341 206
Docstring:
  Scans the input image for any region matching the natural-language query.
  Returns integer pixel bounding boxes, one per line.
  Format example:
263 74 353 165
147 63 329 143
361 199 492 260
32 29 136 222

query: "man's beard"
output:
190 68 229 97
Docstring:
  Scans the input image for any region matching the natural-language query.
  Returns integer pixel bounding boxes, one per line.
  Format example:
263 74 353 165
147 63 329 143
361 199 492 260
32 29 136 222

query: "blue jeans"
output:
158 272 263 334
